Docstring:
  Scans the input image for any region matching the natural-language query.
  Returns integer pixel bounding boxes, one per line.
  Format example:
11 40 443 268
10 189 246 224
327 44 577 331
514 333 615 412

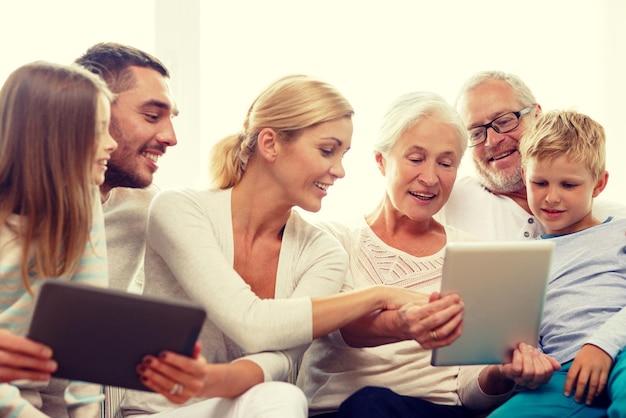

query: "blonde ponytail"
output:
208 75 353 189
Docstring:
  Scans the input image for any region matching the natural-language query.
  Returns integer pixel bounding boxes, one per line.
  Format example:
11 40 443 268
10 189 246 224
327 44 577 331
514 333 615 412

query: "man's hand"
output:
498 342 560 389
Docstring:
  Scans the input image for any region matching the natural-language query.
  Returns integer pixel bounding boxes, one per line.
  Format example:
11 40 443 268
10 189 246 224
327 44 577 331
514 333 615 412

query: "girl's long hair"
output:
0 61 112 291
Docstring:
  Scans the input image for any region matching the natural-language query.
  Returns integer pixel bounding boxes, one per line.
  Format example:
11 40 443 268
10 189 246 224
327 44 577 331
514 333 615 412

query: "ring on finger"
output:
169 382 184 396
430 330 439 340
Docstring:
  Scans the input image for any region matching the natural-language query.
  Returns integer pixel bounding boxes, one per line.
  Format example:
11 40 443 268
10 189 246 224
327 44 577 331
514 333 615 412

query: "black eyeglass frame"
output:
468 105 535 147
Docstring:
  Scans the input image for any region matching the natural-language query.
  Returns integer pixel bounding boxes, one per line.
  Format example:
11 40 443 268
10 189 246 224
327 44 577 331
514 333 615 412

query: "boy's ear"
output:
592 170 609 198
257 128 278 162
521 167 527 184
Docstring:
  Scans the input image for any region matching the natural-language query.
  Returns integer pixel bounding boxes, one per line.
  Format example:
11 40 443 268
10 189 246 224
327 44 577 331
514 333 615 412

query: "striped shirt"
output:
0 194 108 417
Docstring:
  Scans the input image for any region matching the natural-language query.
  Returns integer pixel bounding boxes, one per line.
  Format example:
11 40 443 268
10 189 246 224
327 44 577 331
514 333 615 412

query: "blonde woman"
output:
122 76 463 418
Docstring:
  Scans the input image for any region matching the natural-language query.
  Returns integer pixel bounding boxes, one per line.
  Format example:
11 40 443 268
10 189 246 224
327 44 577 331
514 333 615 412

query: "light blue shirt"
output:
539 217 626 363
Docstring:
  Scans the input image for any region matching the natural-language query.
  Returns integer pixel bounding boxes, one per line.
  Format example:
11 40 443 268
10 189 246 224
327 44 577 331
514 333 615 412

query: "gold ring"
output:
430 330 439 340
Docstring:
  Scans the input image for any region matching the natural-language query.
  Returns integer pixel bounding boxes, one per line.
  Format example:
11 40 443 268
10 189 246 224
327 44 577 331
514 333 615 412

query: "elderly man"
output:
436 70 625 240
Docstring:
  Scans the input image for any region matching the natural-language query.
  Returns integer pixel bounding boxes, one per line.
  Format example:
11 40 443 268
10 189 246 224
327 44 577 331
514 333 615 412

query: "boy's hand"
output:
563 344 612 405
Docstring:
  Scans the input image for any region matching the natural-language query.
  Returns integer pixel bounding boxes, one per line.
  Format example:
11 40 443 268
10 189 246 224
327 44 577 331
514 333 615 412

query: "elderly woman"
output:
296 91 560 418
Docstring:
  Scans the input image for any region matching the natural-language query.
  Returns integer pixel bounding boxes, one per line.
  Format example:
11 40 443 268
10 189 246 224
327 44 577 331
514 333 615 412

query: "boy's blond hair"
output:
520 110 606 180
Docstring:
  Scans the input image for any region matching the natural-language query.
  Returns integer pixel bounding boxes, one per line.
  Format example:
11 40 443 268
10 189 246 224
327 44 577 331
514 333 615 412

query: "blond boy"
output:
488 111 626 418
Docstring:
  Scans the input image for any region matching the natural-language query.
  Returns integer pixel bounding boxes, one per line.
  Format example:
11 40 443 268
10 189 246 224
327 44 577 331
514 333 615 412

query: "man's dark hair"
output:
75 42 169 94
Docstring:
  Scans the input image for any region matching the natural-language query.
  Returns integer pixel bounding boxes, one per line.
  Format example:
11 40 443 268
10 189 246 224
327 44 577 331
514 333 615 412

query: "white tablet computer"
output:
27 280 206 391
430 240 554 366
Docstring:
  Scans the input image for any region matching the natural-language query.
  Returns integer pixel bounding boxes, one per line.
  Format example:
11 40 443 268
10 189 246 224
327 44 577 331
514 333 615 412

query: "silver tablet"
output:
27 280 206 391
430 240 554 366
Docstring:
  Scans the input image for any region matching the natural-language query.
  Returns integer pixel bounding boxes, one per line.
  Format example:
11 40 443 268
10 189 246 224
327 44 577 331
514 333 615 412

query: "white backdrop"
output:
2 0 625 223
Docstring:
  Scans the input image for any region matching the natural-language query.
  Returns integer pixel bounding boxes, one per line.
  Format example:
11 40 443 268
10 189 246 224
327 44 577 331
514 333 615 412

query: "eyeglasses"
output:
468 105 534 147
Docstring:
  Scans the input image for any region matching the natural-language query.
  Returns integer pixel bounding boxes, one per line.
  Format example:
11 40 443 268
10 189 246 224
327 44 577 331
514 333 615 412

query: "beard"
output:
104 118 154 189
474 158 524 194
102 161 152 189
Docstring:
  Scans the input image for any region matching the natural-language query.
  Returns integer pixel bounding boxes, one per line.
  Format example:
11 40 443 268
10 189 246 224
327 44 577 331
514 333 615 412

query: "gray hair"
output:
455 70 537 110
374 91 467 156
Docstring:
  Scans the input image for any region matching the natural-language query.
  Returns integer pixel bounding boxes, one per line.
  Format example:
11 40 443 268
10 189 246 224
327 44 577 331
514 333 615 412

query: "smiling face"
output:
376 116 463 222
92 92 118 185
459 79 536 194
524 155 606 235
274 117 353 212
103 66 178 195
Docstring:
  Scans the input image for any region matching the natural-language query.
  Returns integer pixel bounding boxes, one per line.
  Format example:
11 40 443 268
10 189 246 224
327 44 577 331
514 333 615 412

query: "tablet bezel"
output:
430 240 554 366
27 280 206 391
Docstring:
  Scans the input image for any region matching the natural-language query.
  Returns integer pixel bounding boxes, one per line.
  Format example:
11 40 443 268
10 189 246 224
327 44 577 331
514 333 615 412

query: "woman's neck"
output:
231 175 291 241
365 199 446 257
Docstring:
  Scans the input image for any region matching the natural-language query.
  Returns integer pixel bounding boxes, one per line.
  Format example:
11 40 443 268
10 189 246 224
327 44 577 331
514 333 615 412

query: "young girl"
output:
121 75 461 418
0 61 117 416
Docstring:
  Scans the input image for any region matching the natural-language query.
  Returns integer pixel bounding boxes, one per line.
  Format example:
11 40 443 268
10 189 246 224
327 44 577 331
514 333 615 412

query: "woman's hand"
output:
398 292 464 349
137 342 265 403
0 329 57 382
137 342 208 404
342 291 463 348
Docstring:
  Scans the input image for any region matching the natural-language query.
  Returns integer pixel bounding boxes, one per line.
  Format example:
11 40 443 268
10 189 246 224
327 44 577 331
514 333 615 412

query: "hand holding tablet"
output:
27 280 206 391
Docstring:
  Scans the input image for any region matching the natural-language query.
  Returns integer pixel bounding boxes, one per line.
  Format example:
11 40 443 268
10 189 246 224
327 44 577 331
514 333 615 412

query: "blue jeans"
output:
488 360 611 418
608 349 626 418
